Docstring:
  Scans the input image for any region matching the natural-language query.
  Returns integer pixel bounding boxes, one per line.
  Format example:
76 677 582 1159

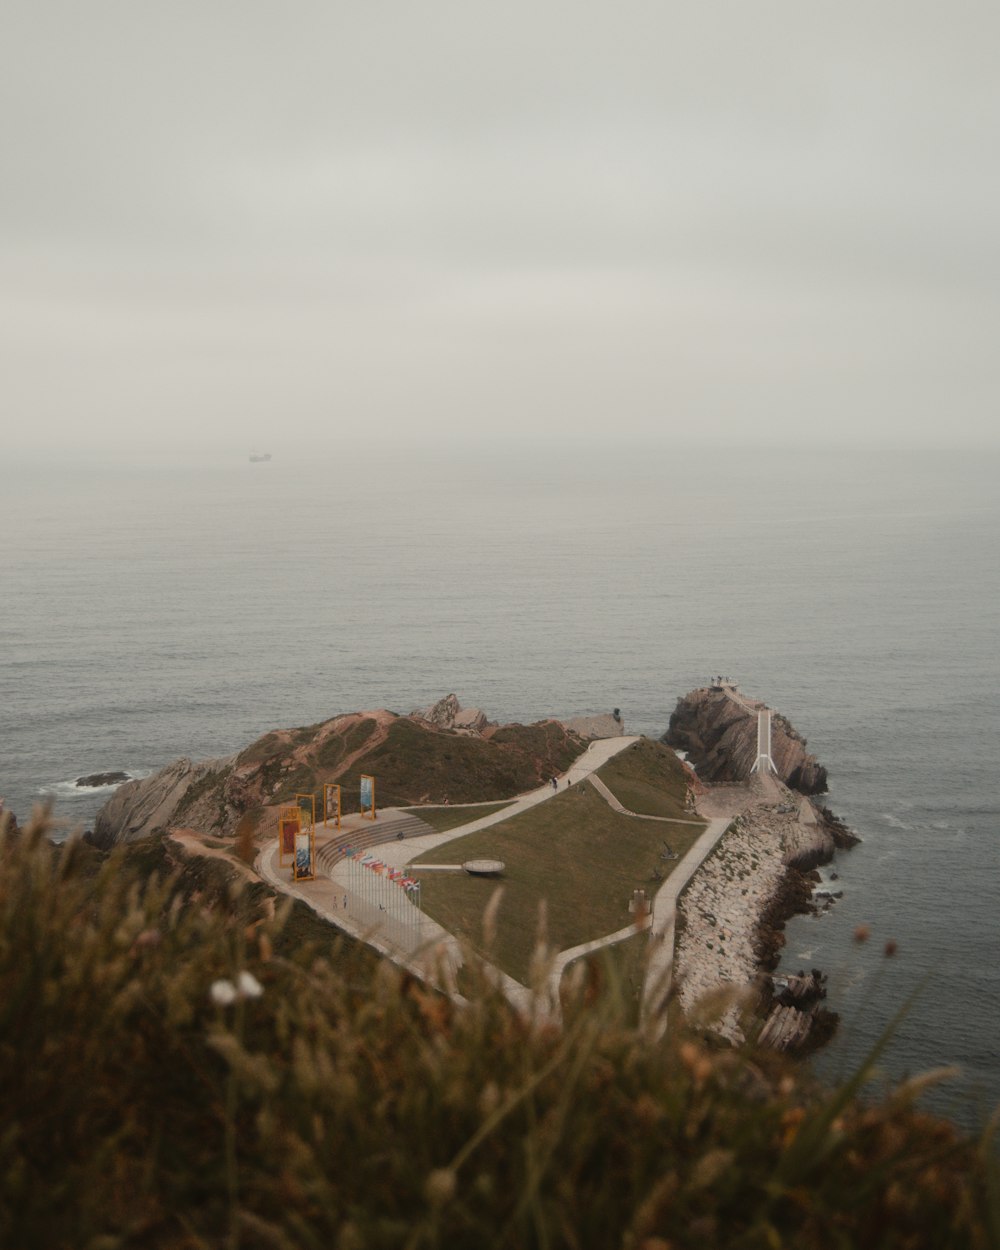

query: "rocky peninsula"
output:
88 681 855 1054
665 682 858 1051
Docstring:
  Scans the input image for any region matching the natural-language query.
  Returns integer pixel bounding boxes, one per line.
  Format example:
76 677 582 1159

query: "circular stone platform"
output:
463 859 505 877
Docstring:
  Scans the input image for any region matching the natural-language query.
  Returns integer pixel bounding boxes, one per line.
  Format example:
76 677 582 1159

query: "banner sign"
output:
360 775 376 820
279 807 300 862
323 783 341 828
293 831 314 882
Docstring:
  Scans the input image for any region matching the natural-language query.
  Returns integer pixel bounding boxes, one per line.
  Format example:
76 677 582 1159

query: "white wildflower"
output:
237 970 264 999
210 979 238 1006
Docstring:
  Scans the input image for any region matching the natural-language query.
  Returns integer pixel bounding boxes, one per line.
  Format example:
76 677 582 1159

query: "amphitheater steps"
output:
315 811 436 874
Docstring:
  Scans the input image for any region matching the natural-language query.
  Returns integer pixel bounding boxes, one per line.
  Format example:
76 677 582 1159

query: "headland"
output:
83 684 858 1053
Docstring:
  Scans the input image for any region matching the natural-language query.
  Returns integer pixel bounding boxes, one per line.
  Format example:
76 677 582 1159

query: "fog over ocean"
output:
2 440 997 1126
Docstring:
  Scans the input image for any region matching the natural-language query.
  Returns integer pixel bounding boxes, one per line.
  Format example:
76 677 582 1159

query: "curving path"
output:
544 815 730 1022
587 773 704 826
639 816 731 1035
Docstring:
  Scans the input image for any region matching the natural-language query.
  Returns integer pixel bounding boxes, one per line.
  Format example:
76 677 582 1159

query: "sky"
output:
3 0 999 456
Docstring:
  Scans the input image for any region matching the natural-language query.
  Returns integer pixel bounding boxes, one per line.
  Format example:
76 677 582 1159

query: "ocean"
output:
2 440 997 1127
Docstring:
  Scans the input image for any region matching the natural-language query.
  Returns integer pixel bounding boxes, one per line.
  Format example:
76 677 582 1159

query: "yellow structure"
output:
278 805 300 866
323 783 342 828
360 774 376 820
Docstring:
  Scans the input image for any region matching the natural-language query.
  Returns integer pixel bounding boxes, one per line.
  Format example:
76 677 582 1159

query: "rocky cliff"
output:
663 686 828 794
92 699 588 849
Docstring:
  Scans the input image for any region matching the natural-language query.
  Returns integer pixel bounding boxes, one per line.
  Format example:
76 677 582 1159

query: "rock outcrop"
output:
76 771 131 788
561 711 625 740
93 755 236 848
676 785 846 1052
411 694 494 735
663 686 827 794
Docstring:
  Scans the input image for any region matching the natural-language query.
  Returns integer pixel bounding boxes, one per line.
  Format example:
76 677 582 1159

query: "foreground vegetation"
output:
2 811 997 1249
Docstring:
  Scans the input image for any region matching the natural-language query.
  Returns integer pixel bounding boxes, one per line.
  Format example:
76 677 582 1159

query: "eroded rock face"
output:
412 694 494 735
663 687 828 794
92 756 235 849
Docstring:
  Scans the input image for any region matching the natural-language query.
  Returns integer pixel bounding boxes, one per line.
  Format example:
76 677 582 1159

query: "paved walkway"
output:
639 816 732 1035
587 773 705 826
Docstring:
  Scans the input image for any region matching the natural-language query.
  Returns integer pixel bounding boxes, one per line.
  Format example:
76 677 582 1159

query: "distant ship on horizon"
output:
249 451 272 463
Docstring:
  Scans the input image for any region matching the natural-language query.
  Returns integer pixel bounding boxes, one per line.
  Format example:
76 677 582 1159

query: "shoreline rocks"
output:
676 801 842 1053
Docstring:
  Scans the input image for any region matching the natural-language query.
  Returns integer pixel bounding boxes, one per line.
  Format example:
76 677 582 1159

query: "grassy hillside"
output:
334 716 585 809
595 737 695 819
400 801 514 832
0 811 995 1249
163 715 591 842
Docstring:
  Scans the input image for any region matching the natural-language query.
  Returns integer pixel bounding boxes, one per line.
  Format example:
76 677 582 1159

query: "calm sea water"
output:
2 440 997 1126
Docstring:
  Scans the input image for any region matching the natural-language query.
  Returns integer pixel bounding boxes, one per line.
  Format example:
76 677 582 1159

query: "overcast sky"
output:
3 0 999 455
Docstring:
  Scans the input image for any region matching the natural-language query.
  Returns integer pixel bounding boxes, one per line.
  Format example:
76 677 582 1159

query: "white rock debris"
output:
674 813 787 1043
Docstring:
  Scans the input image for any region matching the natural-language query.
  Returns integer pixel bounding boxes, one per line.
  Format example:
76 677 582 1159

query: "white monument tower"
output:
750 707 777 776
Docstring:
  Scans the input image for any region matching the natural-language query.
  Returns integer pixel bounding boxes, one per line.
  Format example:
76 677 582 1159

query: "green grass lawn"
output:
402 801 514 833
413 782 705 984
595 738 693 820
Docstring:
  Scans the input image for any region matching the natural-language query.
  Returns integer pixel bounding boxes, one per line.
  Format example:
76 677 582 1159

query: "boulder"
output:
75 771 131 788
413 694 494 735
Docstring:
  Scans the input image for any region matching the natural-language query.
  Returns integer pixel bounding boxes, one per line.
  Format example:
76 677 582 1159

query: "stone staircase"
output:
315 810 436 875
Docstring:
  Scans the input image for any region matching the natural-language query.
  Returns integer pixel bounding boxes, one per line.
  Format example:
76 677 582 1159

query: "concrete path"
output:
546 815 731 1022
587 773 705 826
640 816 732 1035
257 836 535 1013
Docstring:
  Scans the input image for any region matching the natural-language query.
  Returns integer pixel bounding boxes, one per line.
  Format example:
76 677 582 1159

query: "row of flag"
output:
341 847 420 895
